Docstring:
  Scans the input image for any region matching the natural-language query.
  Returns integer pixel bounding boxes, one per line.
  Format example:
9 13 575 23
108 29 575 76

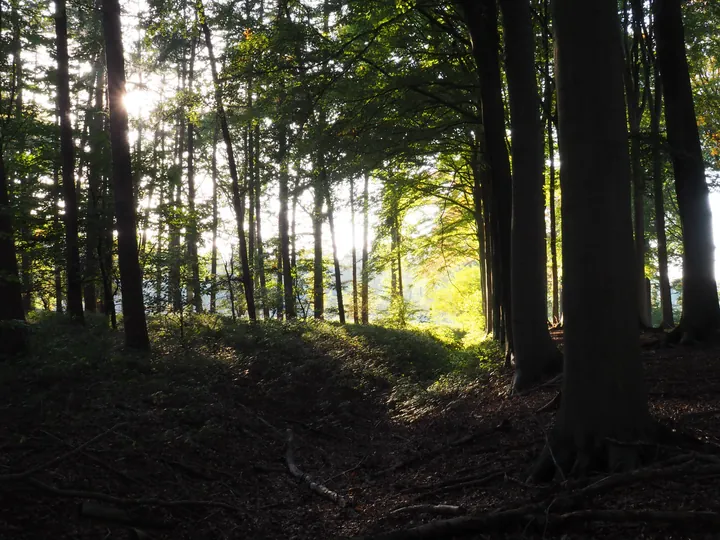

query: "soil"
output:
2 326 720 539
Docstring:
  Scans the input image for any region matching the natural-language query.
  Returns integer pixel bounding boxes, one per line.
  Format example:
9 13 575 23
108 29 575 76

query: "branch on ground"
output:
285 429 348 507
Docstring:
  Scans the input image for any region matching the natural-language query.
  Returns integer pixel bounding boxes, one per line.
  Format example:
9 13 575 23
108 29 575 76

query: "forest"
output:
2 0 720 537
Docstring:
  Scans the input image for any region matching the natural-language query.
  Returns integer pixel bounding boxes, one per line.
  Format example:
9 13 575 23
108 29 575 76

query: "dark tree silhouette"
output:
535 0 650 477
102 0 150 350
654 0 720 341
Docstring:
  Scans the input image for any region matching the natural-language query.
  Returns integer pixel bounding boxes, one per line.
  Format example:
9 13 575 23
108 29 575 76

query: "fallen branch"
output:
285 429 348 507
390 504 464 516
0 423 125 482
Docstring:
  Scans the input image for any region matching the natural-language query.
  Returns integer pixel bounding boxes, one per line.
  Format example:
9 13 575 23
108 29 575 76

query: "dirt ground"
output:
2 323 720 539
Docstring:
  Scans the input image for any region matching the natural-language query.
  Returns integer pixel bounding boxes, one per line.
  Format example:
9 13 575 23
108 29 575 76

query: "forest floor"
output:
2 314 720 539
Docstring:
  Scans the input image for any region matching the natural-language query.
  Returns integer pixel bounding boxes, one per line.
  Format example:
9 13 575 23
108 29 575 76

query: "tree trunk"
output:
350 177 359 324
210 120 219 314
327 187 345 324
650 64 674 328
500 0 561 392
460 0 513 350
55 0 84 322
187 35 202 313
536 0 650 478
361 172 370 324
199 3 256 320
102 0 150 349
625 0 652 328
169 60 185 313
542 0 560 325
53 155 63 314
313 158 325 320
278 123 295 319
245 125 256 313
654 0 720 341
11 2 31 315
85 60 105 313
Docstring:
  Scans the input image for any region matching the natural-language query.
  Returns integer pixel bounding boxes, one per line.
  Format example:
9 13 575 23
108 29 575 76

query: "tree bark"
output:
199 2 256 320
55 0 84 322
102 0 150 349
654 0 719 341
537 0 650 477
500 0 561 392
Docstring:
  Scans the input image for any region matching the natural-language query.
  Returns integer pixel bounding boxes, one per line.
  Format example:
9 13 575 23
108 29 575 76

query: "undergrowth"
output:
4 312 504 419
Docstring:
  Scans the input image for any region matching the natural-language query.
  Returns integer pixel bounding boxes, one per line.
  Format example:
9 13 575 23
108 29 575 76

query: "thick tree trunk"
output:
650 67 674 328
327 188 345 324
460 0 513 349
210 120 219 314
654 0 719 341
536 0 650 478
313 160 325 320
361 173 370 324
350 177 359 324
200 4 256 319
500 0 561 392
102 0 150 349
55 0 84 322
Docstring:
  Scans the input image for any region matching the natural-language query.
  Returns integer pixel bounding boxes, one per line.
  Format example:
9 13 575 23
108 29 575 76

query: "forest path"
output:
1 318 720 539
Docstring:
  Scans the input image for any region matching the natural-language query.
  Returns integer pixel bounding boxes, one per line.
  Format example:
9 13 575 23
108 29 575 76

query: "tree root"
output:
285 429 348 507
353 456 720 539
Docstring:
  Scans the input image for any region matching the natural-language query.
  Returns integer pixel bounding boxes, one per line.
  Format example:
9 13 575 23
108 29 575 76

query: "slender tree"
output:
654 0 720 341
55 0 84 322
102 0 150 349
361 172 370 324
199 0 256 320
350 177 359 324
186 33 202 313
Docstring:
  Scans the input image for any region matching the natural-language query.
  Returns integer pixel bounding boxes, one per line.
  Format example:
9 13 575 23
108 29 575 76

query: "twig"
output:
400 470 506 496
285 429 348 507
390 504 465 516
0 423 126 482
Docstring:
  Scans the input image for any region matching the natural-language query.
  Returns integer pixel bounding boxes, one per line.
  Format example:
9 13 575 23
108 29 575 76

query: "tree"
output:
536 0 650 476
0 151 26 354
102 0 150 350
199 0 256 320
654 0 720 341
459 0 513 349
500 0 561 391
55 0 84 322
